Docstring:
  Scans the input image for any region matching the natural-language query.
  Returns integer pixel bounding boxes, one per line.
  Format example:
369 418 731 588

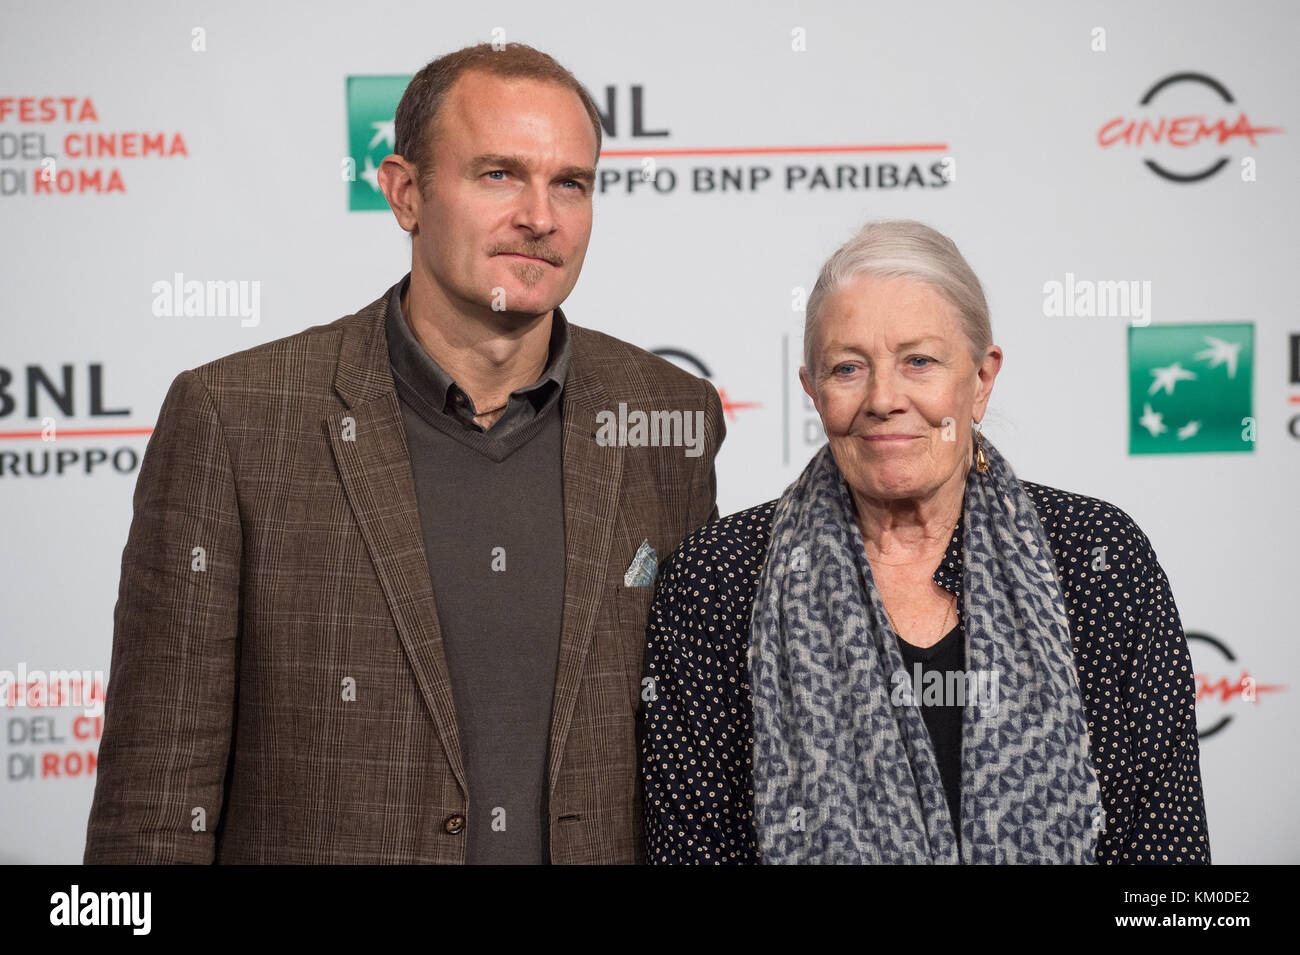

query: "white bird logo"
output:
1194 336 1242 378
1138 403 1168 437
1148 362 1197 396
368 119 396 152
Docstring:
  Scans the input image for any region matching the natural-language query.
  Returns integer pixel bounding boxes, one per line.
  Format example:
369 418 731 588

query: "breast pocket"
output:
606 581 658 713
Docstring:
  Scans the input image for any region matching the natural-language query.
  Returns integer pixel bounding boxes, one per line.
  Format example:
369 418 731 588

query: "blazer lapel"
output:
325 293 466 791
547 334 624 796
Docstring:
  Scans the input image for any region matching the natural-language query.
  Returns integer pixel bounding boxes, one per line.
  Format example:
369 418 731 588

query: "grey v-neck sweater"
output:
385 275 568 864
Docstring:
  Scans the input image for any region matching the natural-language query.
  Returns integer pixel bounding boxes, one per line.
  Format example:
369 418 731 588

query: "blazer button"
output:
443 813 466 835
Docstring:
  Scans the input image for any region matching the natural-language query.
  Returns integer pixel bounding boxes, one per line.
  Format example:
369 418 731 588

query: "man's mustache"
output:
489 242 563 266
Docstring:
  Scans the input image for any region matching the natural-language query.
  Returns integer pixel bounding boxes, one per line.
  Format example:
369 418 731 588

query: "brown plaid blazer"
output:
83 287 724 864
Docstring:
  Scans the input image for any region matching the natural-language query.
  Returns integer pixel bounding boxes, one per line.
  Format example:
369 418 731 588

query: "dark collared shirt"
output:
385 273 571 441
642 481 1211 864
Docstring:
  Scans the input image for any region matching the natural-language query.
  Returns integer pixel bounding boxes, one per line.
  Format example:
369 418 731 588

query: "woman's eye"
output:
909 356 933 368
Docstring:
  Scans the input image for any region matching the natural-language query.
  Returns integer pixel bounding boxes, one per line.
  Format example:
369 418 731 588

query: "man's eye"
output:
559 179 585 191
833 363 857 376
909 356 933 368
485 170 507 180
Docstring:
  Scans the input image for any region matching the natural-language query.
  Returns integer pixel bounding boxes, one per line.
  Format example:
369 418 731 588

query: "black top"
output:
640 481 1212 864
896 624 964 842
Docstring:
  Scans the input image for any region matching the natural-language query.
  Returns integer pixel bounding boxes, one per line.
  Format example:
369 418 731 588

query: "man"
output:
83 42 724 864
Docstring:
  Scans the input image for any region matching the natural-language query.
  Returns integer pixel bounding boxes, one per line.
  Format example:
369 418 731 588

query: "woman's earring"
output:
974 426 989 475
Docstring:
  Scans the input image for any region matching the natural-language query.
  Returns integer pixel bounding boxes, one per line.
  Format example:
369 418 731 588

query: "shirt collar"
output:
384 272 571 421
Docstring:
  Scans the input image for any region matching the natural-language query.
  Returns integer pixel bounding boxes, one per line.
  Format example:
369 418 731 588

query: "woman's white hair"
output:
802 219 992 370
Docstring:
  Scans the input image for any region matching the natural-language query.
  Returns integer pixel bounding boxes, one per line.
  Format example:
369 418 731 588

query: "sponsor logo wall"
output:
1 0 1295 862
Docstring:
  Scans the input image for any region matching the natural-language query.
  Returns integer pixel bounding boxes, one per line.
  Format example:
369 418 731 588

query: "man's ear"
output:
377 155 422 234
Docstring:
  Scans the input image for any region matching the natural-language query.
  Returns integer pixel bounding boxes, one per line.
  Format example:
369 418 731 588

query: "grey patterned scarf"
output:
749 437 1102 863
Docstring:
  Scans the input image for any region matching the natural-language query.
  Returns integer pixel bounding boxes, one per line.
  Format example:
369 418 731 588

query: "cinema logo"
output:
50 886 150 936
891 665 1000 717
4 665 106 784
1187 632 1284 739
651 348 761 424
594 403 706 458
0 96 189 197
1097 72 1282 183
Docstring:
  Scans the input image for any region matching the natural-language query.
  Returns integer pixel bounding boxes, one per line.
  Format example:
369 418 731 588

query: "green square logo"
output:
1128 322 1254 454
346 75 411 211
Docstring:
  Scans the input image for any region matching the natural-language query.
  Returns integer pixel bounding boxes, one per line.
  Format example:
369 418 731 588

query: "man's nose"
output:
513 183 555 236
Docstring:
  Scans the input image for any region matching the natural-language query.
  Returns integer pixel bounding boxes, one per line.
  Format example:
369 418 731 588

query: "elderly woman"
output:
640 220 1210 864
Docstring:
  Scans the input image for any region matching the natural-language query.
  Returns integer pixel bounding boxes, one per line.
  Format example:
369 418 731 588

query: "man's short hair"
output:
394 42 604 197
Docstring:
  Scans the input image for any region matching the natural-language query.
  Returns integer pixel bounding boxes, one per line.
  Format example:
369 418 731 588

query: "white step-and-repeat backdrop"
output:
2 0 1296 862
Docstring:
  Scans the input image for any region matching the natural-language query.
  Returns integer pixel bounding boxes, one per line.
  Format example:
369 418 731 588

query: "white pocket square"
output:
623 539 658 587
